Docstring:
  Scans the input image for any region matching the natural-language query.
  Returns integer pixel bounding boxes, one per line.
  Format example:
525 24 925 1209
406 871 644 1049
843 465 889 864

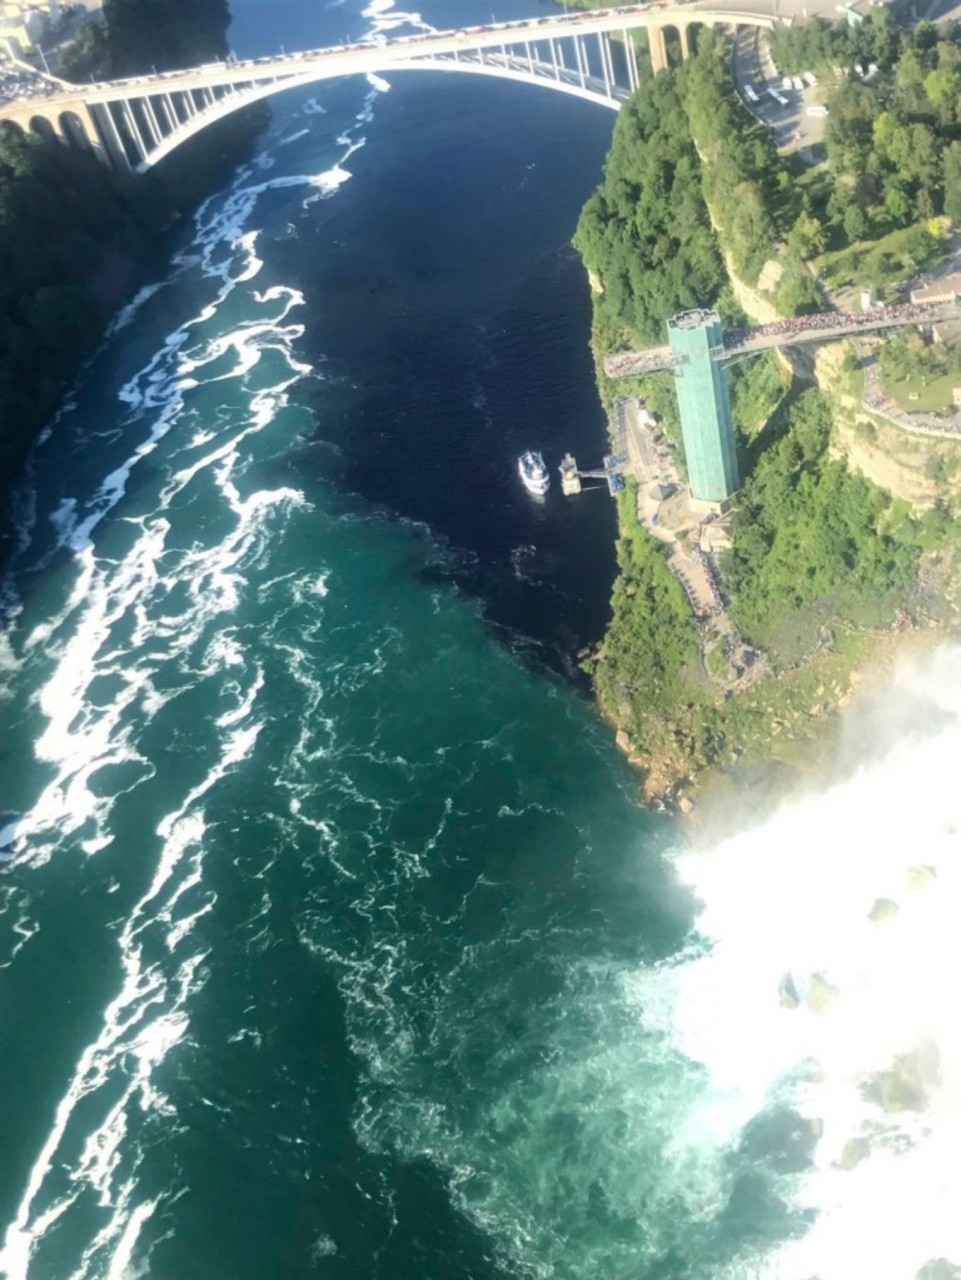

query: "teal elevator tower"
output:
667 309 739 502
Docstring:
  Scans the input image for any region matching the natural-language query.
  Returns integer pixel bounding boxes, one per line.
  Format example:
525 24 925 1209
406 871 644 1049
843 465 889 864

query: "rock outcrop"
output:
805 972 838 1014
868 897 900 924
872 1039 941 1113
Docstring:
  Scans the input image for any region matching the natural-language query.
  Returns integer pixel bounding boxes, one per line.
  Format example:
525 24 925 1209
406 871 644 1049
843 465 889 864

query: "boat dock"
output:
558 449 627 496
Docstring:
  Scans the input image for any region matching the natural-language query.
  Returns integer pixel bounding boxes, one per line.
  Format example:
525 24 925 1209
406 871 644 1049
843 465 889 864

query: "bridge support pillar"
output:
73 102 111 168
90 102 132 172
649 26 668 74
679 25 691 60
622 28 639 92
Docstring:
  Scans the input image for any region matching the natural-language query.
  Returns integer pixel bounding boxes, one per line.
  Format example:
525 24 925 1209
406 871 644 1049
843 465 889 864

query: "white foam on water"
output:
658 645 961 1280
0 18 421 1271
361 0 435 38
0 705 262 1279
104 284 166 339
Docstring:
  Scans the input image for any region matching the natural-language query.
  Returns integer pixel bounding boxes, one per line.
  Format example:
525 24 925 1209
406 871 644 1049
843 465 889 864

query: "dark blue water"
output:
0 4 811 1278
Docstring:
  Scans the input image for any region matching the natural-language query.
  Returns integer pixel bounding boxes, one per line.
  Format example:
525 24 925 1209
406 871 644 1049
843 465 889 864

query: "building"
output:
1 1 60 55
909 275 961 347
909 274 961 307
666 309 740 503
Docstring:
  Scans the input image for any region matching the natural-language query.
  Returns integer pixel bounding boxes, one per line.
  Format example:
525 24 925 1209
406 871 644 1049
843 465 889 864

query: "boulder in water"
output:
805 972 838 1014
905 865 938 892
839 1136 870 1170
868 897 899 924
915 1261 961 1280
778 972 800 1009
873 1040 941 1113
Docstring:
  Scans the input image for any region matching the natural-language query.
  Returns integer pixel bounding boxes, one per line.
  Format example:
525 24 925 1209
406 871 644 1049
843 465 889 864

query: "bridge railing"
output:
604 298 961 379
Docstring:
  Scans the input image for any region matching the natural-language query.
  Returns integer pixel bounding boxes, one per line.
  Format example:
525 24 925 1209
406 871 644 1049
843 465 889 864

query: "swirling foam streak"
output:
1 57 400 1273
104 284 167 339
11 272 312 861
0 705 263 1280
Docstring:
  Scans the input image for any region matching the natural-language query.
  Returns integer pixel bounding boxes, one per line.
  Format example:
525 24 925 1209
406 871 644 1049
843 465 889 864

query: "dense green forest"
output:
597 481 698 713
0 0 265 559
773 17 961 237
723 390 926 645
573 74 725 345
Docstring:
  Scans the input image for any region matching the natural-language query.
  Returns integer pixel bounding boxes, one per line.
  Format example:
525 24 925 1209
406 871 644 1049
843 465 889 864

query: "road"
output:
1 0 848 114
731 22 827 158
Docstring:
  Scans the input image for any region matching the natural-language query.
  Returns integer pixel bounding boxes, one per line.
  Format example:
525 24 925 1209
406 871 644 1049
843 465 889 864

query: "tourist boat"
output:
518 450 549 496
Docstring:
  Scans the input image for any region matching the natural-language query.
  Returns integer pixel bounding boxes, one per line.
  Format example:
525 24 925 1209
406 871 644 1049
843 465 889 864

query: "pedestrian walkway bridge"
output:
0 1 781 172
603 298 961 378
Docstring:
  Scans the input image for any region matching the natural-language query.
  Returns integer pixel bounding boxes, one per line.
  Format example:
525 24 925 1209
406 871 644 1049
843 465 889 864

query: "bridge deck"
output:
603 298 961 378
0 0 779 117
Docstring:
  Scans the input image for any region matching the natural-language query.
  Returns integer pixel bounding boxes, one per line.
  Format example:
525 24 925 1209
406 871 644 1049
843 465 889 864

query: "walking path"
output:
860 351 961 441
614 396 770 692
617 397 723 618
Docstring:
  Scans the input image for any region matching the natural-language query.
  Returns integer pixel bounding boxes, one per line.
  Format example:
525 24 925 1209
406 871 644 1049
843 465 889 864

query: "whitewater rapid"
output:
666 646 961 1280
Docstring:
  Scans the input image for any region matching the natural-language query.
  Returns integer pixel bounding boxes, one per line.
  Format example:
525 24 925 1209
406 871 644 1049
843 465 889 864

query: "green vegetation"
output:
724 390 922 650
818 221 948 294
879 331 961 412
595 481 698 717
683 32 782 284
60 23 111 82
573 74 725 345
769 12 901 78
0 0 267 558
575 30 960 796
103 0 230 74
773 19 961 250
729 350 788 447
61 0 229 78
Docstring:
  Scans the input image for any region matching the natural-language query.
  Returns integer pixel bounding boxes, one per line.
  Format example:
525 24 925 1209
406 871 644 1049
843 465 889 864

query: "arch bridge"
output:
0 1 781 173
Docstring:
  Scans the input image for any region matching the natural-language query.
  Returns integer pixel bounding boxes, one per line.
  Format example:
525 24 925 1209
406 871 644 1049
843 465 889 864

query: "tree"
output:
944 141 961 225
843 204 868 242
787 211 826 258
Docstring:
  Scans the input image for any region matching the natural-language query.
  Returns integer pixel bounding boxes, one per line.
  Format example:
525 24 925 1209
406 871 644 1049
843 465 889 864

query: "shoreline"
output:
676 622 953 839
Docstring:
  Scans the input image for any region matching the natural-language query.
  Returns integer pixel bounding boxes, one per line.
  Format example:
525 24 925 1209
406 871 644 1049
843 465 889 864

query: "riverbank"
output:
576 46 961 816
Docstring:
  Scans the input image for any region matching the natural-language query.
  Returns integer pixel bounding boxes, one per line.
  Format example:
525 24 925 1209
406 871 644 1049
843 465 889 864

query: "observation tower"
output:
666 310 740 503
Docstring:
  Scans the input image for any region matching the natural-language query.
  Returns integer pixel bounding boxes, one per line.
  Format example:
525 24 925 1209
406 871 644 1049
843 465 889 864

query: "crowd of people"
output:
861 352 961 438
605 347 673 377
674 553 722 619
0 61 57 108
726 298 960 352
605 299 961 379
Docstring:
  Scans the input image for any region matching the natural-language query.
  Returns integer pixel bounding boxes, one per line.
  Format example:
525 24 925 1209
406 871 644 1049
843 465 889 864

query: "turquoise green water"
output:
0 4 818 1277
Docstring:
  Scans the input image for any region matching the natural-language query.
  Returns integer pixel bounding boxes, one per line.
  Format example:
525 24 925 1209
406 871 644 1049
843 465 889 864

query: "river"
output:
1 1 959 1278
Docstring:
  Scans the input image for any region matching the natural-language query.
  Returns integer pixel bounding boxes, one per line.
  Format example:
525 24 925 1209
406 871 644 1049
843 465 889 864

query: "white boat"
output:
518 450 549 496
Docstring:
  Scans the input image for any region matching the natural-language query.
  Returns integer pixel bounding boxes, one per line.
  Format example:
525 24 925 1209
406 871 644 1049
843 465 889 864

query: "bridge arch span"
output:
141 60 623 171
0 8 781 173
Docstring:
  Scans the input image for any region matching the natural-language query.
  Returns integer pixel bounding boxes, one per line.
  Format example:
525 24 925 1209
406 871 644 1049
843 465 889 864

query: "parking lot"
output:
733 26 827 160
